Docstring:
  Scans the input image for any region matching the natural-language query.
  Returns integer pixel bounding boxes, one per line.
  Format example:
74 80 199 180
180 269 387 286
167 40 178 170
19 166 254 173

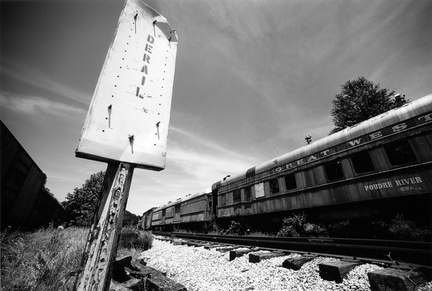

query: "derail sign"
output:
76 0 178 171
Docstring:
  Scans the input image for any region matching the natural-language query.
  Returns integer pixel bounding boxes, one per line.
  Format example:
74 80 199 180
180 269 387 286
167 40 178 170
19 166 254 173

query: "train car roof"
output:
152 187 212 212
142 207 157 216
216 93 432 188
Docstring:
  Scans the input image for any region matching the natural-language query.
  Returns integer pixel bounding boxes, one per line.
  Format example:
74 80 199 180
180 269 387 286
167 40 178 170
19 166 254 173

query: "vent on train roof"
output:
246 167 256 178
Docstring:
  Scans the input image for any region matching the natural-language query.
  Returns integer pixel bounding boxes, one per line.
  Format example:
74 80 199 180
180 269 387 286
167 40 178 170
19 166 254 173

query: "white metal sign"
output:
76 0 178 171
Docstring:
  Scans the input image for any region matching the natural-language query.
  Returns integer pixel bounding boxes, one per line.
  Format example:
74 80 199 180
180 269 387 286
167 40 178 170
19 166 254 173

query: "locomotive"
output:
142 94 432 232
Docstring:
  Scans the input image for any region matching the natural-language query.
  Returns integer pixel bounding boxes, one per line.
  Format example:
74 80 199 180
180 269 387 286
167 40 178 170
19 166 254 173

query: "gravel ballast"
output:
138 238 432 291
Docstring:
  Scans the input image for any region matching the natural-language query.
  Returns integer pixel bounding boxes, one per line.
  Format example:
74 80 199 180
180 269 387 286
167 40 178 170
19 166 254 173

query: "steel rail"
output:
153 231 432 268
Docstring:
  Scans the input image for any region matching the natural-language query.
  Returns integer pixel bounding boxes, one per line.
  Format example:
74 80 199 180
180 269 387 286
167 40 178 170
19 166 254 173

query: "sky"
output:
1 0 431 216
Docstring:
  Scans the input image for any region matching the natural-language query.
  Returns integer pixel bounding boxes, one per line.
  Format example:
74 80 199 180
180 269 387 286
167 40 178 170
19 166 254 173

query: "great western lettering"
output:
136 35 154 99
268 112 432 176
347 112 432 148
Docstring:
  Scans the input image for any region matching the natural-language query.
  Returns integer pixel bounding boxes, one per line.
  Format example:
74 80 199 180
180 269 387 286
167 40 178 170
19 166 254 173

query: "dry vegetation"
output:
1 227 87 291
1 226 154 291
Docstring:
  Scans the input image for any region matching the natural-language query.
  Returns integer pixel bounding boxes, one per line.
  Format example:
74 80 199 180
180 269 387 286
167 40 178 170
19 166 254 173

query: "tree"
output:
122 210 141 227
62 171 105 226
330 77 400 134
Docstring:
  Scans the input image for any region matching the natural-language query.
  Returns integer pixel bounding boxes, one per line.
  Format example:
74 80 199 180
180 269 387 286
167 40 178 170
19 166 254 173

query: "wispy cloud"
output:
170 126 259 163
165 126 262 184
169 146 252 179
0 57 90 105
0 91 86 118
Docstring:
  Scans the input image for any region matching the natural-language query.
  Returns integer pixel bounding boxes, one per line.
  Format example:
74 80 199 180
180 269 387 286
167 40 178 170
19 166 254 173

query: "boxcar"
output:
212 94 432 227
1 121 64 229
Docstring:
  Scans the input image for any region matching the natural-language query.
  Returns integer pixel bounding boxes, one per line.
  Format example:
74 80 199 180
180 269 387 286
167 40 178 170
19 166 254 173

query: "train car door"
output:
211 182 221 220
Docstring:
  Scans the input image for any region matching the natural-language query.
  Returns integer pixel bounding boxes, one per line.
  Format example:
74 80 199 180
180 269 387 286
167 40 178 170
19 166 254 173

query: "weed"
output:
1 227 87 291
276 213 328 237
223 220 252 235
389 214 431 241
118 226 153 250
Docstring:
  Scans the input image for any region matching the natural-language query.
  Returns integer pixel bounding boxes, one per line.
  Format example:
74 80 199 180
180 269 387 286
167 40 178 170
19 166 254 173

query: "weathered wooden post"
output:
73 0 178 290
75 162 134 290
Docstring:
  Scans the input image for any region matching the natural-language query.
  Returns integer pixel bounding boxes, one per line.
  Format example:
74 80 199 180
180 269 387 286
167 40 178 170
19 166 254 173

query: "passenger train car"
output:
1 121 65 230
142 188 212 231
142 94 432 231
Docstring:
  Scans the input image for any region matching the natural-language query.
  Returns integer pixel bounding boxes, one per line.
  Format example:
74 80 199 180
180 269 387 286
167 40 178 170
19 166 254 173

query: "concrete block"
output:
319 260 361 283
368 268 427 291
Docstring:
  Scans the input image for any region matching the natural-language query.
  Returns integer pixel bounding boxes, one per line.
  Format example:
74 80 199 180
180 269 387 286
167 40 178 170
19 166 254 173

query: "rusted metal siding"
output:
180 195 208 223
151 211 162 226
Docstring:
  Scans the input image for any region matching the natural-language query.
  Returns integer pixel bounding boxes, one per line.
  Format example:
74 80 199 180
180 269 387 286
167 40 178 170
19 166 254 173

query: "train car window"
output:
220 194 226 206
351 151 375 174
324 160 344 182
233 189 241 203
285 173 297 190
227 192 233 205
269 178 280 194
244 187 251 201
175 204 180 214
384 140 417 166
166 207 174 217
255 183 265 198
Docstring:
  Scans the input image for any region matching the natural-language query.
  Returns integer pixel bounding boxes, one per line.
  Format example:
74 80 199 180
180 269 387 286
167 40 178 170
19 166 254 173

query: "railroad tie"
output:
249 251 286 263
282 255 317 270
367 268 428 291
319 260 361 283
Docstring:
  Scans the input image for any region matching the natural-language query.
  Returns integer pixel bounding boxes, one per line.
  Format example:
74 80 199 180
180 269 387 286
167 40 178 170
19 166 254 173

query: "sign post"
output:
73 0 178 290
75 162 134 291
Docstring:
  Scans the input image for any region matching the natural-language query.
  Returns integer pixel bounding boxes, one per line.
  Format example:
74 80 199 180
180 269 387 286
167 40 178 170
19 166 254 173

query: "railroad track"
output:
153 231 432 270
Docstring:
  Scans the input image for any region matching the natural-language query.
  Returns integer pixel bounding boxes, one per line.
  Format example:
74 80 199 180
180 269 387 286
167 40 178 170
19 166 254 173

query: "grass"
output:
1 226 154 290
118 226 153 251
1 227 87 291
